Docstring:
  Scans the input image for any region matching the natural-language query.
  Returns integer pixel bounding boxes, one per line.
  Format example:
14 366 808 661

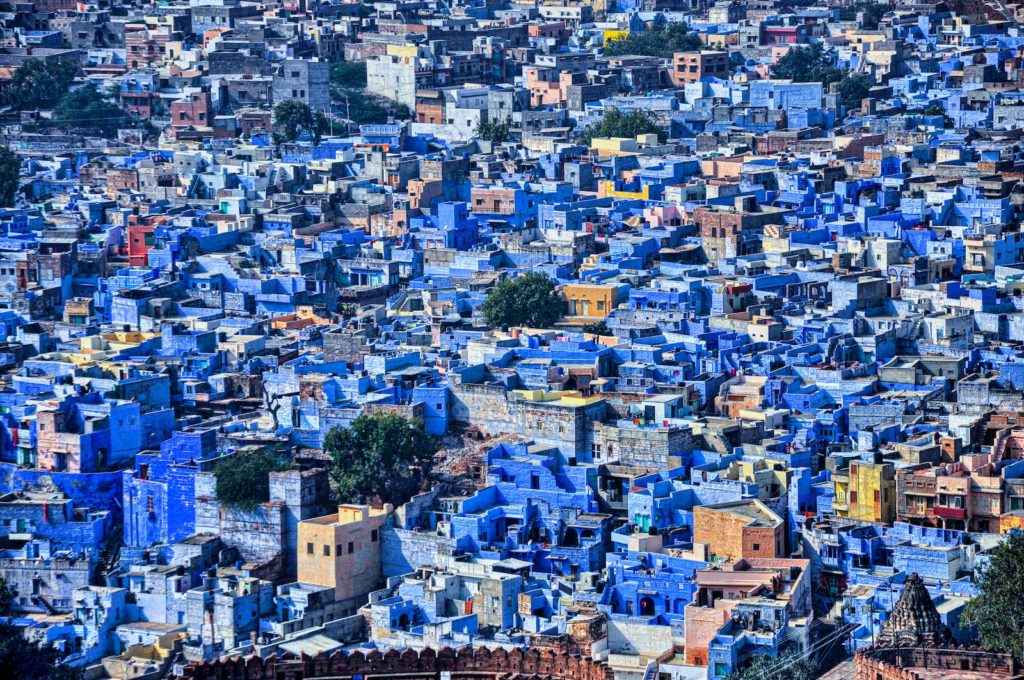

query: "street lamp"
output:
336 90 350 129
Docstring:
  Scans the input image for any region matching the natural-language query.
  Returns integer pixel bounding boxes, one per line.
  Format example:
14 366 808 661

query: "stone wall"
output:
854 645 1018 680
179 646 614 680
2 555 91 612
381 526 458 577
449 381 516 433
591 422 695 467
0 464 123 515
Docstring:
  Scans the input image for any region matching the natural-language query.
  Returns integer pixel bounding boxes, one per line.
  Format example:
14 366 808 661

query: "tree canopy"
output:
726 651 818 680
273 99 331 144
838 1 889 29
924 103 954 128
582 320 611 336
55 84 126 137
0 147 21 208
481 271 563 330
476 118 512 144
579 108 665 145
214 448 290 510
773 43 844 86
773 44 873 111
330 61 368 90
324 413 436 506
0 577 83 680
961 531 1024 659
4 58 76 110
329 59 411 125
837 73 873 111
603 23 702 58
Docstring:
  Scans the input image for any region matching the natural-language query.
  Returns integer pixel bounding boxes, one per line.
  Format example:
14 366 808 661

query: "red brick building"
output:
669 50 730 86
692 499 785 561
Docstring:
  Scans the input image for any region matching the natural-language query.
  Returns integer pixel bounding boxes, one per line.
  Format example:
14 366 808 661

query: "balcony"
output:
14 429 33 447
933 505 966 520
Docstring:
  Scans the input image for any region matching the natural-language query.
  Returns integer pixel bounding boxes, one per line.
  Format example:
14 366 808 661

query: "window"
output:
307 542 314 555
371 529 378 542
348 542 354 554
752 543 760 551
323 544 331 556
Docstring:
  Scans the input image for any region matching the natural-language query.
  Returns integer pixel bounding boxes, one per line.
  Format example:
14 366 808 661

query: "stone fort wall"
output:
180 646 614 680
854 645 1019 680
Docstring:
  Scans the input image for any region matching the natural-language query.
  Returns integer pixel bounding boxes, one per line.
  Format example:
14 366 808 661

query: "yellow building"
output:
834 460 895 524
561 282 619 322
590 135 659 161
1000 512 1024 534
603 28 629 45
297 504 392 610
724 458 790 500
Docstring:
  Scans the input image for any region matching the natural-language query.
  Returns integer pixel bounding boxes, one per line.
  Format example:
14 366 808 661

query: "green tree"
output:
330 60 368 90
604 23 703 58
0 577 83 680
582 320 611 336
341 95 410 126
4 58 77 110
837 73 873 110
924 103 954 128
54 84 126 137
839 1 889 29
579 108 665 145
0 146 20 208
214 448 290 510
726 651 818 680
481 271 563 330
476 118 512 144
961 532 1024 659
324 414 436 506
330 60 410 126
0 578 14 614
774 43 844 86
273 99 330 144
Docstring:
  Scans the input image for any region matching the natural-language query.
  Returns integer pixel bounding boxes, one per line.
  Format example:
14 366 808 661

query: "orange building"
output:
561 282 620 323
297 504 392 611
692 499 785 561
669 51 730 86
127 222 158 266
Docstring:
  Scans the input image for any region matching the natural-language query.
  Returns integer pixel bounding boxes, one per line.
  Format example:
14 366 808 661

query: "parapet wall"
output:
180 646 615 680
855 644 1019 680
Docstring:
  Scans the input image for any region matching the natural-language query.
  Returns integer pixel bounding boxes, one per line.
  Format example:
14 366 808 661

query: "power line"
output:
727 615 836 671
753 622 859 680
24 115 137 123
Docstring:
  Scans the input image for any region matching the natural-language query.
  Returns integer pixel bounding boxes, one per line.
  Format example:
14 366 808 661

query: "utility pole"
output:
337 91 350 132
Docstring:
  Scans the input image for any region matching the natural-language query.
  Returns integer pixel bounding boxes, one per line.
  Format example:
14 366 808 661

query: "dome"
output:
876 572 953 647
